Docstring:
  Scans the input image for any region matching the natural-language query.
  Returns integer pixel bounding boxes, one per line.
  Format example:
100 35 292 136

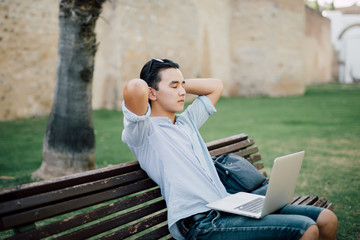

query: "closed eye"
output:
169 80 185 88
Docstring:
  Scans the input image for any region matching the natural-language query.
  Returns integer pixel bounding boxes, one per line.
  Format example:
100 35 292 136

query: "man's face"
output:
151 68 186 114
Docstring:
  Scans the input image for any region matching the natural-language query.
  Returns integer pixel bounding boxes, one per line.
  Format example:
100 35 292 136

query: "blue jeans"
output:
184 204 323 240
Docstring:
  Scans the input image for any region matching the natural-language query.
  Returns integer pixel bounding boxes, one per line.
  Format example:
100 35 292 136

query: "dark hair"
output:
140 58 180 90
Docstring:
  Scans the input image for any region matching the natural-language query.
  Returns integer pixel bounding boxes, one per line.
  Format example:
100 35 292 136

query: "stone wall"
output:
93 0 200 109
230 0 307 97
0 0 58 120
93 0 233 109
304 6 334 84
0 0 333 120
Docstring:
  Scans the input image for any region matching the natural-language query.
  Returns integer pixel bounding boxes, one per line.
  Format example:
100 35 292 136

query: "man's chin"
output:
175 107 184 113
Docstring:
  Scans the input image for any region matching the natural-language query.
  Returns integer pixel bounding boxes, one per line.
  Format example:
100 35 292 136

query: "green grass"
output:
0 83 359 239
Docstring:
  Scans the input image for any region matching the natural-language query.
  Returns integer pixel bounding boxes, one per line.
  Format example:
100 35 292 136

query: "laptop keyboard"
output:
234 197 264 214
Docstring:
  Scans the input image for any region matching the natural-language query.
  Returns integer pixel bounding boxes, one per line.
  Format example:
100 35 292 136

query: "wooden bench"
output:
0 133 333 239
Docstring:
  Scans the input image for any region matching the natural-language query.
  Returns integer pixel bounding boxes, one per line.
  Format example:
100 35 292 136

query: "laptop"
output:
206 151 305 219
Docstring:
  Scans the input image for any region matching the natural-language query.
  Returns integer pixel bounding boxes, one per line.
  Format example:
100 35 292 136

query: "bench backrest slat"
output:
101 211 168 240
244 154 261 164
6 188 163 240
0 170 148 216
0 161 142 202
234 145 259 158
55 199 167 240
206 133 248 150
1 178 157 230
208 138 254 157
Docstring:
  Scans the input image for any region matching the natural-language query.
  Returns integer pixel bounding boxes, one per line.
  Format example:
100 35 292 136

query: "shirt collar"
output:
151 115 180 125
151 117 173 124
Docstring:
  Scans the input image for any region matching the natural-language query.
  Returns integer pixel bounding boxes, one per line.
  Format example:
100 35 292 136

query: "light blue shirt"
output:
121 96 229 240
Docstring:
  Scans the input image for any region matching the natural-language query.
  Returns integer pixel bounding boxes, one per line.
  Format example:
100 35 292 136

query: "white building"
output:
324 5 360 83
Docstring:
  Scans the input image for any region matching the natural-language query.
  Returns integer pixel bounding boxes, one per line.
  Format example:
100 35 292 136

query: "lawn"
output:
0 83 359 239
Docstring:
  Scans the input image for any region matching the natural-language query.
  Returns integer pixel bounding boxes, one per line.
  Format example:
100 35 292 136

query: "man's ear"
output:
148 87 157 101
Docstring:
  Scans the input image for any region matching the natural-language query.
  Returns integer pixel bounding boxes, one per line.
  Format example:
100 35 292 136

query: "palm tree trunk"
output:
32 0 105 180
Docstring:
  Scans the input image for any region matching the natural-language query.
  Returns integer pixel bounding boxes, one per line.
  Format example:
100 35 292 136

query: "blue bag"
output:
213 154 268 195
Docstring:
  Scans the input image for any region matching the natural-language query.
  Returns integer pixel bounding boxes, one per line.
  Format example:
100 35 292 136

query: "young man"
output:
121 58 337 240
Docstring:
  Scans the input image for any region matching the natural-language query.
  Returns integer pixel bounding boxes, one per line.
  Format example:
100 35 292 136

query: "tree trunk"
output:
32 0 105 180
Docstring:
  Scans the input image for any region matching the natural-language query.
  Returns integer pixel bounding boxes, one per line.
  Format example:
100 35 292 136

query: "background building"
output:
324 4 360 83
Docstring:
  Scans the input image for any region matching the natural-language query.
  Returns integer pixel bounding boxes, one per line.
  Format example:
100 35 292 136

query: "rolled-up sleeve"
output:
121 101 152 147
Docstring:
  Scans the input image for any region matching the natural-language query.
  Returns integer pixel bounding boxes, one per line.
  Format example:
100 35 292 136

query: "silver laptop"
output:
206 151 305 219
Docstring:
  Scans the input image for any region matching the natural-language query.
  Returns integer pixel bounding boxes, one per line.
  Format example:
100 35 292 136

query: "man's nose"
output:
179 86 186 95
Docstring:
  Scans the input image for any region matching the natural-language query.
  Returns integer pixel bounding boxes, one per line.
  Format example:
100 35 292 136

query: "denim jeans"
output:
185 204 323 240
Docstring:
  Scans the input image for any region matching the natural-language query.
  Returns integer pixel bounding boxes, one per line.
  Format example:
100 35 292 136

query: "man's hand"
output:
123 78 149 116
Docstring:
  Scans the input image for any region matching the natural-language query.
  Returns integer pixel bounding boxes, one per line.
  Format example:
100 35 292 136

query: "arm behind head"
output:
184 78 224 106
123 78 149 116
